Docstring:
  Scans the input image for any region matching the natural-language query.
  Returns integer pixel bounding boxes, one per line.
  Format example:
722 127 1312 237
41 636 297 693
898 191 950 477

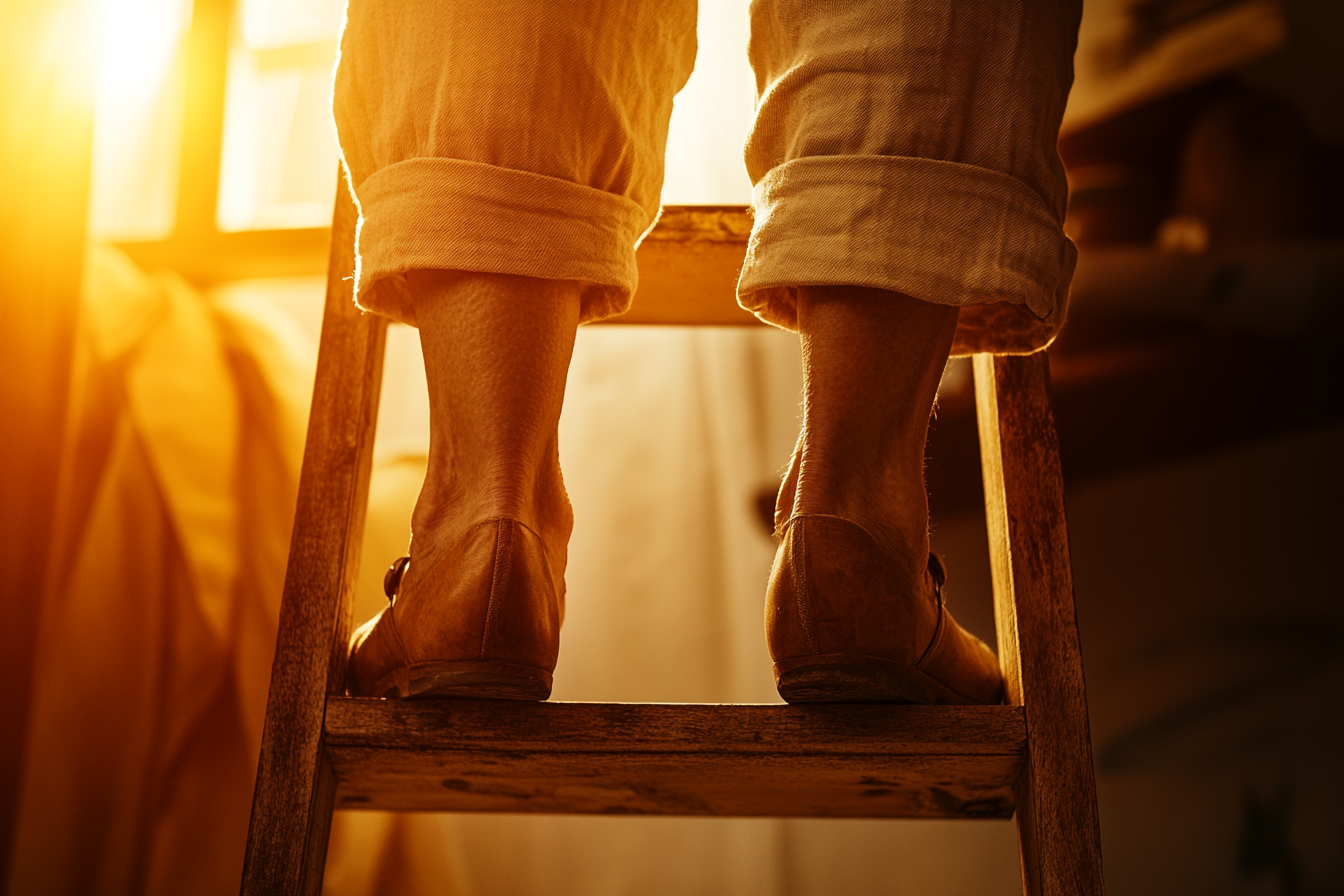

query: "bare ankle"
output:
409 456 572 568
790 470 930 567
790 285 955 565
406 269 580 576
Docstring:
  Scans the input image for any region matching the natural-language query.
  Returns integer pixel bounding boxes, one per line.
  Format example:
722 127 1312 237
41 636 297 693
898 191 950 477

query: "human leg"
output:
767 285 1001 704
346 272 579 700
776 286 958 564
335 1 696 699
409 271 581 607
745 2 1082 703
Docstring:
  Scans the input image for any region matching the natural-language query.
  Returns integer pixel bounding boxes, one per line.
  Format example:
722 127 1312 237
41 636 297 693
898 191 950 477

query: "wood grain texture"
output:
239 191 1103 888
325 700 1025 818
327 699 1024 754
975 353 1105 896
613 207 760 326
974 354 1025 703
241 182 385 896
619 240 761 326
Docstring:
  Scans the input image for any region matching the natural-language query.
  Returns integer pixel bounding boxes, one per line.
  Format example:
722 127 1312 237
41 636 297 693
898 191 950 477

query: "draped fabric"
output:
6 248 312 896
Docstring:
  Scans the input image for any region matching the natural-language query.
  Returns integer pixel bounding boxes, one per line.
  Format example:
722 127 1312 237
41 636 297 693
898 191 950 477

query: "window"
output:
99 0 758 299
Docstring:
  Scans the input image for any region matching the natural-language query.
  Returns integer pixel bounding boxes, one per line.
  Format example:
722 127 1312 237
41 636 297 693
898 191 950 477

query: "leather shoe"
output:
348 518 559 700
767 514 1002 704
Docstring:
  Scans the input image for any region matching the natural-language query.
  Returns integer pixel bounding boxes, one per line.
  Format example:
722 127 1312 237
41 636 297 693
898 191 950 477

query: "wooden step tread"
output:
324 698 1025 819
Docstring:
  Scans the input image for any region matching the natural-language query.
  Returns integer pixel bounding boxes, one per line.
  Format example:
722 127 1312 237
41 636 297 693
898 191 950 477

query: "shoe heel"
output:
371 660 553 701
774 654 953 704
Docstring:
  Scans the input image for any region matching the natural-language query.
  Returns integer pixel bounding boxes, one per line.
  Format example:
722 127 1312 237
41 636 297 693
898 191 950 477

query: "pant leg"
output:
334 0 697 326
739 1 1081 347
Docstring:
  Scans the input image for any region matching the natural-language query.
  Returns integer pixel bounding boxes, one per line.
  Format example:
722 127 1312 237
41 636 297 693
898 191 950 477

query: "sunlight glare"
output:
97 0 187 111
87 0 189 239
661 0 757 206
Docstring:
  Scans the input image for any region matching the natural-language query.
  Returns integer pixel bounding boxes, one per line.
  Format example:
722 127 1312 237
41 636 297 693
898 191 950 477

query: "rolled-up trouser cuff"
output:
737 155 1077 335
351 158 653 326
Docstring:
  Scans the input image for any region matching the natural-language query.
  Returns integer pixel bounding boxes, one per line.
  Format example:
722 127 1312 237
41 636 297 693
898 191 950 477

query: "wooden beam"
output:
615 206 759 326
175 0 231 239
325 699 1025 819
111 208 758 326
0 0 96 885
241 185 383 896
114 227 333 283
974 353 1105 896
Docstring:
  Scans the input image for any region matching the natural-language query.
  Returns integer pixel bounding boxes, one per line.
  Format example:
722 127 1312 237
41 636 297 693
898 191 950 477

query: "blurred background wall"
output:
0 0 1340 893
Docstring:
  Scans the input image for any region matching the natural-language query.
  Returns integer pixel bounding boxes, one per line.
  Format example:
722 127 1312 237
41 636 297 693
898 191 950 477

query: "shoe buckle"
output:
383 556 410 600
927 552 948 591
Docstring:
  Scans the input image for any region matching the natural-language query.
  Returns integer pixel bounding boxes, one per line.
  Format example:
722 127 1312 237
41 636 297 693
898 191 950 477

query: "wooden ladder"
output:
240 188 1105 895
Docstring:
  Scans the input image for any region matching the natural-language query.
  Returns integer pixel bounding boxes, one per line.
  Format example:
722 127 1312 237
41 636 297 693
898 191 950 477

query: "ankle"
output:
410 474 572 547
409 458 572 566
791 475 930 569
788 285 955 567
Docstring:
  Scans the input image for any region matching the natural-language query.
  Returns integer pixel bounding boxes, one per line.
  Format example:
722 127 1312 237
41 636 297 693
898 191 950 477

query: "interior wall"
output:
1241 0 1344 141
934 421 1344 896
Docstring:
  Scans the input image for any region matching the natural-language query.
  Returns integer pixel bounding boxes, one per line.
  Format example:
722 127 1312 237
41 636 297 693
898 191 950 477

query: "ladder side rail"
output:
973 352 1104 896
242 182 386 895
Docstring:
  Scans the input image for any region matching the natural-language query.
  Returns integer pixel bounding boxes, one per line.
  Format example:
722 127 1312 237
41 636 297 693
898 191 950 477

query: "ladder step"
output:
325 698 1025 819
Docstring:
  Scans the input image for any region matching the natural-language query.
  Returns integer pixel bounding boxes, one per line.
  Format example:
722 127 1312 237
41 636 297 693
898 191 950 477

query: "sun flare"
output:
96 0 187 110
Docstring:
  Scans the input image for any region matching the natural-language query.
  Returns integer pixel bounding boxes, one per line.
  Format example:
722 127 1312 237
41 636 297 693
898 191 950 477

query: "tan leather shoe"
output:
767 514 1003 704
348 518 560 700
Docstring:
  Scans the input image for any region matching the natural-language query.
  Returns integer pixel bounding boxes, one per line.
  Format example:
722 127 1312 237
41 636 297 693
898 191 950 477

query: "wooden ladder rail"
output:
974 353 1104 894
241 185 386 892
241 186 1104 895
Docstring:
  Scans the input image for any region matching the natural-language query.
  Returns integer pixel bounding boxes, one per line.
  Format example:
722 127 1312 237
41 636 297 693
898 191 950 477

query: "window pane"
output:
88 0 191 241
216 0 343 231
216 0 759 231
240 0 344 48
662 0 756 206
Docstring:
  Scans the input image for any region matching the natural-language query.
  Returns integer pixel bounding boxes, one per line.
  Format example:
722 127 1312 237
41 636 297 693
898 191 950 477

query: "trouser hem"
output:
736 155 1075 340
351 158 652 326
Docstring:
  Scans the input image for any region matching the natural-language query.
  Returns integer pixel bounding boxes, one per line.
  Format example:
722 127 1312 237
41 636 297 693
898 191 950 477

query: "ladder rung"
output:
325 698 1024 819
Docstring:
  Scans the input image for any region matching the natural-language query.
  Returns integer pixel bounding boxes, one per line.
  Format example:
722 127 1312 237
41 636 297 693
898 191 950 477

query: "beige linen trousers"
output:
334 1 1081 349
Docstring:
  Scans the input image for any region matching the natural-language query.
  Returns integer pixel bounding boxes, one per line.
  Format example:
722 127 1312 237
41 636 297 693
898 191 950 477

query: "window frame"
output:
108 0 761 325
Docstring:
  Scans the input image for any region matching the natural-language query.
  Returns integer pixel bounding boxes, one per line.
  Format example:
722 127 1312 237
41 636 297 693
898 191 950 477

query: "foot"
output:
767 514 1001 704
348 271 581 700
768 285 1002 703
348 518 560 700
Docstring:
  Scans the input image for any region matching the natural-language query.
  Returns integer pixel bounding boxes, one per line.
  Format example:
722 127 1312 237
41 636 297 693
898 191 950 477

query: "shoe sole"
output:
774 654 977 705
365 660 553 701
